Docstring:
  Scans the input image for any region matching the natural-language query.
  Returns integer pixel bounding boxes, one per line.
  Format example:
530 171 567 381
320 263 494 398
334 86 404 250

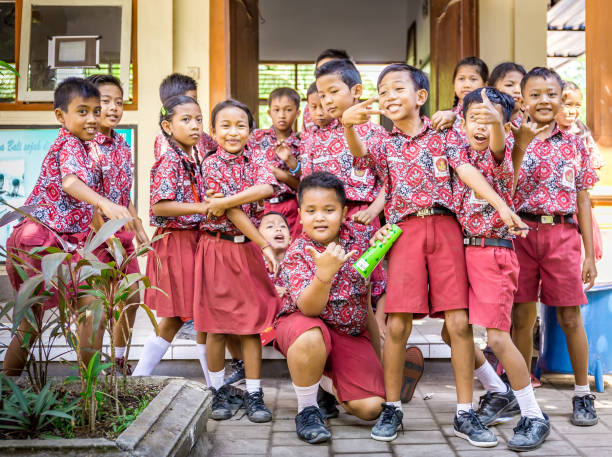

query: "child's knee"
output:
486 330 509 353
444 310 471 338
386 314 411 341
289 327 326 355
346 397 383 421
557 307 582 332
440 323 451 345
512 303 537 330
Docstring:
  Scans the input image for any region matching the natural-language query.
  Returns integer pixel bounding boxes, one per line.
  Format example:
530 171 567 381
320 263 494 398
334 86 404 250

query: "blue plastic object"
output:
538 283 612 392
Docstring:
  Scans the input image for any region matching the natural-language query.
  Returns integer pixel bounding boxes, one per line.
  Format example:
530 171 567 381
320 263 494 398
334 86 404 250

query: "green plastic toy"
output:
353 224 403 279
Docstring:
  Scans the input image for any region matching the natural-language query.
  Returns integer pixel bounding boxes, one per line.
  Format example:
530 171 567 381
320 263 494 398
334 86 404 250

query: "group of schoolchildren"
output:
2 47 604 452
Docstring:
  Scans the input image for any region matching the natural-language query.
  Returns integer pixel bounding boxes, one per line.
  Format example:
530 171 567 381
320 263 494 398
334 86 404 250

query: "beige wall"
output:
479 0 547 71
0 0 212 237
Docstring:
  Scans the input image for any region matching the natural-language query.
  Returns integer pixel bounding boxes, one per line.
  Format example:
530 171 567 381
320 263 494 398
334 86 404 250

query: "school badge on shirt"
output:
561 166 575 189
350 167 369 183
433 156 450 178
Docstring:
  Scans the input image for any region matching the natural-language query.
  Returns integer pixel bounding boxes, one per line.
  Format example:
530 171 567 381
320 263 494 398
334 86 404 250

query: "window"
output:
0 0 136 108
258 62 389 129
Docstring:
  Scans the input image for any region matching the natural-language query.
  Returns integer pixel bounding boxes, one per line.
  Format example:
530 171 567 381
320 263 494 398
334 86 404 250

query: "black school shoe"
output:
211 385 241 420
295 406 332 444
507 413 550 451
243 389 272 423
224 359 246 386
475 385 520 426
454 409 498 447
571 394 598 426
317 387 339 419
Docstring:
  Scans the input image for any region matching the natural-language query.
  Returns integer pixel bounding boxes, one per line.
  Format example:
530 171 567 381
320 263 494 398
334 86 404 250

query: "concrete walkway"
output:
206 360 612 457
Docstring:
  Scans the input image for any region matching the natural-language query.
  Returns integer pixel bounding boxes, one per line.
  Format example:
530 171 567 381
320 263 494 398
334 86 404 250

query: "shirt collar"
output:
390 117 432 140
303 222 355 250
215 146 247 162
93 131 114 146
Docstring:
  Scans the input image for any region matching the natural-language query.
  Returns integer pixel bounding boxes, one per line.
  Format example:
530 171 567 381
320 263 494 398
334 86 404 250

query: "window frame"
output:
0 0 138 110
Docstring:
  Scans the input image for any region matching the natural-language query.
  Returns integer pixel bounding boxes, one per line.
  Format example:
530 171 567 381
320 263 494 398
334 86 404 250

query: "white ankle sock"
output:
293 382 319 413
319 375 334 395
115 346 126 359
209 368 226 390
246 378 261 394
457 403 473 415
385 400 402 410
132 336 171 376
474 361 507 393
574 384 590 397
514 384 544 419
196 344 212 386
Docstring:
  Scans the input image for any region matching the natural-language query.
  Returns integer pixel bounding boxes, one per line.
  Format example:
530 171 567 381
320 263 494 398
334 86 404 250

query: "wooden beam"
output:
209 0 230 113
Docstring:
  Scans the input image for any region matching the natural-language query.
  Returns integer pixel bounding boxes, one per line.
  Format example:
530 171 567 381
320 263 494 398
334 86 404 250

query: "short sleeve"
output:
150 153 180 205
445 129 470 170
575 137 599 191
59 137 93 183
253 158 280 190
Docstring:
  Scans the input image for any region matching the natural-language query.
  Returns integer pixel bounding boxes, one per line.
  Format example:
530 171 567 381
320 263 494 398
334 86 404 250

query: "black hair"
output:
268 87 301 109
488 62 526 87
298 171 346 208
210 99 255 132
377 63 429 92
159 73 197 103
462 87 515 123
86 74 124 95
315 49 351 66
315 59 361 89
159 95 200 151
260 211 290 229
452 57 489 107
53 77 100 111
520 67 563 92
306 82 318 98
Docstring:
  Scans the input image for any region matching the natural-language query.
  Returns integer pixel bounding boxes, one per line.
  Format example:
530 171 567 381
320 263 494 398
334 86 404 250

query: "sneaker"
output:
115 357 133 375
454 409 498 448
243 389 272 423
371 403 404 441
475 385 520 426
317 387 339 419
507 413 550 451
175 319 196 340
295 406 331 444
224 359 246 386
210 385 236 421
571 394 598 426
400 346 424 403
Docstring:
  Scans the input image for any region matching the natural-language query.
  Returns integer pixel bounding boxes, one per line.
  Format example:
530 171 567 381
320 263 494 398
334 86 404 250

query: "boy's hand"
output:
134 218 150 246
204 189 227 217
496 205 529 237
275 285 287 298
431 110 457 131
270 165 284 181
582 256 597 290
99 198 136 232
370 223 393 246
262 245 279 276
470 89 503 125
342 98 384 128
351 208 377 225
305 242 357 282
274 140 292 162
511 110 548 150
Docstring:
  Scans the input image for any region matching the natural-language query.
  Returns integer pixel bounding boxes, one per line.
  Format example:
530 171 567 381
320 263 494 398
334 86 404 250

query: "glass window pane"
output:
0 1 16 102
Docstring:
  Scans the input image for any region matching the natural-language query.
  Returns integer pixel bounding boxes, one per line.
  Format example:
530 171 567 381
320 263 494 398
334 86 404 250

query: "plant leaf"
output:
84 218 129 253
0 205 38 228
41 410 74 420
138 303 159 334
41 252 69 282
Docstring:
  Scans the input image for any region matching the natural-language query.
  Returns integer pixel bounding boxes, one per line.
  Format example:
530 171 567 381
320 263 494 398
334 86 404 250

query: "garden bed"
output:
0 376 213 457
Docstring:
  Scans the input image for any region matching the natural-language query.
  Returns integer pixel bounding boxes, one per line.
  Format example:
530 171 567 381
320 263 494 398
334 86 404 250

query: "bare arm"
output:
152 200 208 217
344 125 369 158
128 201 150 245
271 166 300 191
207 184 274 216
577 190 597 290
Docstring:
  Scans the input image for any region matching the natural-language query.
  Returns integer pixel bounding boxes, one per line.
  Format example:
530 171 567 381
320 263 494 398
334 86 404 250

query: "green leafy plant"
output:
0 374 78 438
0 60 19 77
111 395 151 436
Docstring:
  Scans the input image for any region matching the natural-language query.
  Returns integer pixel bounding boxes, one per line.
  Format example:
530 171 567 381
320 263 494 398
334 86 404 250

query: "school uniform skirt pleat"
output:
193 234 279 334
144 227 199 319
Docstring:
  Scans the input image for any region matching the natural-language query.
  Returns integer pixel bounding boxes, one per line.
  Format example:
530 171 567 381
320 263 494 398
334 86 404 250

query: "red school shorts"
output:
514 220 587 307
385 215 468 316
274 312 386 403
465 245 519 332
5 219 87 310
264 195 302 240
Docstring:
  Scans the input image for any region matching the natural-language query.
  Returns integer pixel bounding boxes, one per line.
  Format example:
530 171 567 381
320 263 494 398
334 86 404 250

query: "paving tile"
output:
456 450 516 457
331 438 390 453
552 418 610 434
390 429 446 444
333 454 392 457
328 424 372 439
272 419 297 432
401 417 439 431
446 434 506 451
392 444 455 456
328 415 376 427
271 431 314 446
510 439 580 456
555 432 612 447
579 448 612 457
400 406 435 419
270 445 330 457
213 425 272 439
208 438 269 455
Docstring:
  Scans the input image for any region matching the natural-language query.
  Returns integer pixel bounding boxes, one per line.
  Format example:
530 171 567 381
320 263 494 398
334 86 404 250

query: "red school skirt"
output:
192 233 280 334
144 227 199 319
5 219 87 310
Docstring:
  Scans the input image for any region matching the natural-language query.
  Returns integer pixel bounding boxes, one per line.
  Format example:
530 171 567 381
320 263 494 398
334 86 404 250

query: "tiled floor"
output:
206 360 612 457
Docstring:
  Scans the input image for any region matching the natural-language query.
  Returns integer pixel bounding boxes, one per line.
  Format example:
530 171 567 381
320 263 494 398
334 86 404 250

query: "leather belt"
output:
464 237 514 250
518 212 576 225
268 193 294 204
204 230 250 243
407 207 455 218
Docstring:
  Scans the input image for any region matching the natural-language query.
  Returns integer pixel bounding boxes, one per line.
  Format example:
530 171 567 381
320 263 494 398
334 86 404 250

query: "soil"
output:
1 380 162 440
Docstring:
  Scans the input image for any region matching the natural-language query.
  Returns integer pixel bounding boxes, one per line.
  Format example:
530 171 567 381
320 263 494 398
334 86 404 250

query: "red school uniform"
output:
153 131 217 162
193 147 280 334
89 131 138 274
513 125 598 307
356 119 468 316
5 128 100 307
145 144 205 319
248 128 302 238
274 222 385 402
451 144 519 331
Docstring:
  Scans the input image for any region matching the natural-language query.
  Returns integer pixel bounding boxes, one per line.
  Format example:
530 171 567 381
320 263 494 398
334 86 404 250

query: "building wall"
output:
479 0 547 70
